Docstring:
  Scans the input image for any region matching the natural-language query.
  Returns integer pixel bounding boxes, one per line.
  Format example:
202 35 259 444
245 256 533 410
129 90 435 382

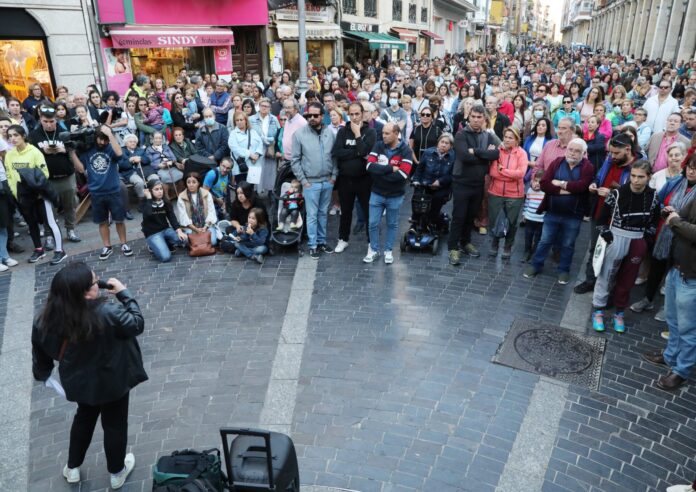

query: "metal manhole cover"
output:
514 328 594 376
493 319 606 390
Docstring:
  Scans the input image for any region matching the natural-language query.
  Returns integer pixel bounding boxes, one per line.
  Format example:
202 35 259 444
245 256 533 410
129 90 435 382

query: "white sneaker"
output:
335 239 349 253
362 247 379 263
62 465 80 483
110 453 135 489
0 263 8 272
384 250 394 264
4 258 18 267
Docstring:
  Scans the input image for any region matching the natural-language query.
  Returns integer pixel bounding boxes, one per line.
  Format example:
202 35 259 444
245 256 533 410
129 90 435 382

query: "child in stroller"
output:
276 179 303 231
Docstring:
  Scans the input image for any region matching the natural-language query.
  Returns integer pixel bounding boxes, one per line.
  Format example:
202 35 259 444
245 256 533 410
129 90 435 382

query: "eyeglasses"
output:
306 113 322 119
563 100 572 103
420 113 432 117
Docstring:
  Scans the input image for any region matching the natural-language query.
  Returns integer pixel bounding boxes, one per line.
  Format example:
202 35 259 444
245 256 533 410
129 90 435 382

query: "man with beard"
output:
575 134 638 294
291 102 337 259
69 125 133 260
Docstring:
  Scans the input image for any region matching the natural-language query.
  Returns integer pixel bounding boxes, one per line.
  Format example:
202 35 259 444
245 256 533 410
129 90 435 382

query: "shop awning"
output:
108 26 234 48
391 27 418 44
275 21 341 40
420 30 445 45
344 31 407 50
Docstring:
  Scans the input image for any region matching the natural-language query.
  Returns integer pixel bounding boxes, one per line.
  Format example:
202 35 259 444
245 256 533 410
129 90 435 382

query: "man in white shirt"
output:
642 81 680 133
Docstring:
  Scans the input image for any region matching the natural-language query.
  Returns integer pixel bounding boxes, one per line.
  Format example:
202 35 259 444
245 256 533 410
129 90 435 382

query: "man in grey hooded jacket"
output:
291 102 338 259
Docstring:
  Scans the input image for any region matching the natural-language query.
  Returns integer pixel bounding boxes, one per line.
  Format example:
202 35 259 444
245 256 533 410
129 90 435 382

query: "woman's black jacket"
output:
32 289 148 406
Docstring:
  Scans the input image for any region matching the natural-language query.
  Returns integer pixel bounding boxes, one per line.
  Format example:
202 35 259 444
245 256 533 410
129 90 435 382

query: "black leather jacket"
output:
32 289 148 405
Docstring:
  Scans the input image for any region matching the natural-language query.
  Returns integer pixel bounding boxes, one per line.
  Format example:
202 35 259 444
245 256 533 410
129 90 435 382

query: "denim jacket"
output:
412 148 454 188
249 113 281 146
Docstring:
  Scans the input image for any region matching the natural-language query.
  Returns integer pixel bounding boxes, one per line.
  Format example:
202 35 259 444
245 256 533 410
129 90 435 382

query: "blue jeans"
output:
531 212 582 274
303 180 333 249
146 228 182 262
369 192 404 252
663 268 696 379
235 243 268 259
0 227 8 261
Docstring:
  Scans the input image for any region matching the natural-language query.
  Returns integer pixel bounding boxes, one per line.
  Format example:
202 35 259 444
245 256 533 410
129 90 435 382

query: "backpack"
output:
152 448 225 491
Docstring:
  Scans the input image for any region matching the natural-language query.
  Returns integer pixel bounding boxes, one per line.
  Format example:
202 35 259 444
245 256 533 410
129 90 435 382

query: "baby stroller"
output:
400 184 450 255
268 161 304 255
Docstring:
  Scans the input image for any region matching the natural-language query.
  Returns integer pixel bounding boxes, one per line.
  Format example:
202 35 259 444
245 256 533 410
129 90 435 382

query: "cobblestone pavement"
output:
4 197 695 491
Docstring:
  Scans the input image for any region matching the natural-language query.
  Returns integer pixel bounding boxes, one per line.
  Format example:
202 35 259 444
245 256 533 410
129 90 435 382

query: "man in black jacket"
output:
29 106 81 244
331 102 376 253
448 105 500 266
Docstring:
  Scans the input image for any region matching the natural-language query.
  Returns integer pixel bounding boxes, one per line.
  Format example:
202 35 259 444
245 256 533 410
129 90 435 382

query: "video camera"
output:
58 127 96 152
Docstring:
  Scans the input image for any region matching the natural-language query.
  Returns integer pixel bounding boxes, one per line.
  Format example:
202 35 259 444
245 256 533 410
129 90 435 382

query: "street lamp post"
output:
297 0 308 92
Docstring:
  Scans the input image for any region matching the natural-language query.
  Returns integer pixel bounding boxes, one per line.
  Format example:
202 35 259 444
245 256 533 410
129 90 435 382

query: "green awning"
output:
344 31 407 50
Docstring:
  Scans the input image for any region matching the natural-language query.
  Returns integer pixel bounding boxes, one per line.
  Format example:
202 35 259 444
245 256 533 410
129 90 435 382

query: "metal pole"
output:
297 0 308 92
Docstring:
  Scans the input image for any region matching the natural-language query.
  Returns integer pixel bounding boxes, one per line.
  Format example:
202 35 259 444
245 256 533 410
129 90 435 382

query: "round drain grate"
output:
513 328 594 376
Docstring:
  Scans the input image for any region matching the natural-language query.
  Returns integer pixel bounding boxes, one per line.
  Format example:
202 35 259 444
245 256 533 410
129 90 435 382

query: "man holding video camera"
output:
29 103 81 244
69 125 134 260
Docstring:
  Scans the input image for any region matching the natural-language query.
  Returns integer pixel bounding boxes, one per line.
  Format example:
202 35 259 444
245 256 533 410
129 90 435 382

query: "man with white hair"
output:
524 138 594 285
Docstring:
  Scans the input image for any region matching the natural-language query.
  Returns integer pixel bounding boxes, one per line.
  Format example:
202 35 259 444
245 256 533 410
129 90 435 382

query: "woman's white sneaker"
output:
110 453 135 489
384 251 394 264
62 465 80 483
335 240 349 253
4 258 18 267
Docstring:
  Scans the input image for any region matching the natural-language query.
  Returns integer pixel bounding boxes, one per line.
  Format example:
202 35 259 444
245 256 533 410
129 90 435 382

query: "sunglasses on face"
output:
420 113 432 117
306 113 322 119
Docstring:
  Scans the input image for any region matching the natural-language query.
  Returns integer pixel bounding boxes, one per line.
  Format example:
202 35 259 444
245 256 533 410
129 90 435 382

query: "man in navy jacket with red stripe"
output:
363 122 413 264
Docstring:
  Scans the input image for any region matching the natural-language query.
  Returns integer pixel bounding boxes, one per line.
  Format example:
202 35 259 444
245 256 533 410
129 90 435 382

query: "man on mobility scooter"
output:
403 133 455 254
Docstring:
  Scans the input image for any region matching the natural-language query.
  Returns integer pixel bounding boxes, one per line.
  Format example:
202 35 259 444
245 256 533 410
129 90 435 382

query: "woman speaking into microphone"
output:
31 261 147 489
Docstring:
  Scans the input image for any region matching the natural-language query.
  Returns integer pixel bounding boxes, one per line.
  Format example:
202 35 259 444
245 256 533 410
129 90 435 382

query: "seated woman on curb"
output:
227 181 268 234
145 131 182 185
174 172 219 246
141 178 187 262
229 207 269 264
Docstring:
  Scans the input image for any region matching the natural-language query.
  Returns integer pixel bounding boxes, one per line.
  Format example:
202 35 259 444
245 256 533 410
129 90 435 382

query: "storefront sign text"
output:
340 21 378 32
111 32 234 48
275 5 331 22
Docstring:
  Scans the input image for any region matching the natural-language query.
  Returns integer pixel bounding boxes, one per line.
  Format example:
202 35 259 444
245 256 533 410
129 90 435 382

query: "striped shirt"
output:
523 188 545 222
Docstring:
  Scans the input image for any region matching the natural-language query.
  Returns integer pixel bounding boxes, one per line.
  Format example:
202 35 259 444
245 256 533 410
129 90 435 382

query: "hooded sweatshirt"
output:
331 122 376 178
452 125 500 188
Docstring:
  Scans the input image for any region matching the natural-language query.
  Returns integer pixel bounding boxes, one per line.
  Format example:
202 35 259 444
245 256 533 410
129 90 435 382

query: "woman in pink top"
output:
487 127 529 259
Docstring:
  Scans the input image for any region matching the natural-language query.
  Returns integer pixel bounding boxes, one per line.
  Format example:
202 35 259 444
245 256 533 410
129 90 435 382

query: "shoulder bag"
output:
592 190 618 277
188 231 216 257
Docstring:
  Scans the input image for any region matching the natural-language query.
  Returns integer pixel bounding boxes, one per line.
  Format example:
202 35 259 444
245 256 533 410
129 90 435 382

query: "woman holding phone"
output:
32 261 146 489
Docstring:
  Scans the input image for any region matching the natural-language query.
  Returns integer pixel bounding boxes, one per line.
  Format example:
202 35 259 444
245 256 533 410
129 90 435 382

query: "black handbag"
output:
233 131 251 174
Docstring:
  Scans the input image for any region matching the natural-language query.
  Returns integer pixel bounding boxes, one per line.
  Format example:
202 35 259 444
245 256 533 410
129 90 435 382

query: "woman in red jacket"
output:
488 127 529 258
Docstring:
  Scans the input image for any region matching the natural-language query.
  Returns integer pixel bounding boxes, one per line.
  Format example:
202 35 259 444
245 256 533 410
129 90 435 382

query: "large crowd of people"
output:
2 43 696 392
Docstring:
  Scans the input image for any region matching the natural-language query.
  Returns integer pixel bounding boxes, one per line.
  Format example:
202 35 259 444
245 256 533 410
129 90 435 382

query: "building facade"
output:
95 0 268 94
561 0 592 45
431 0 476 56
0 1 99 101
586 0 694 62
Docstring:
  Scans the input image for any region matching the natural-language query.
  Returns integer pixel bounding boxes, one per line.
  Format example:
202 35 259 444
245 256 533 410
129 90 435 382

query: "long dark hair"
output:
38 262 103 342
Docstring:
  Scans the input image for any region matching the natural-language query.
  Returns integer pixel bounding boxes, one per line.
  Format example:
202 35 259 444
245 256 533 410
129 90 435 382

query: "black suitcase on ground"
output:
219 428 299 492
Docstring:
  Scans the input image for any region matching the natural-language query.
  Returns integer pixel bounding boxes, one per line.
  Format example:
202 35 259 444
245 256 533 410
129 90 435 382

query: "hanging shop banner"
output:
214 46 233 75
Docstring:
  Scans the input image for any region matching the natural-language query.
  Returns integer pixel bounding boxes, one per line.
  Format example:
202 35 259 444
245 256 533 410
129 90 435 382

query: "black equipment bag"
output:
152 448 225 491
185 155 217 177
152 478 221 492
220 427 299 492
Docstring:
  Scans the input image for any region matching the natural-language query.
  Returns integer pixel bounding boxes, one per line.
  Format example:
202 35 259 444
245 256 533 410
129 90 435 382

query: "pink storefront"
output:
96 0 268 94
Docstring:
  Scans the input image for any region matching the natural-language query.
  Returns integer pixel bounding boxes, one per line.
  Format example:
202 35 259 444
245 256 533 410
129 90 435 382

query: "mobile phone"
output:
97 280 113 289
661 208 672 219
